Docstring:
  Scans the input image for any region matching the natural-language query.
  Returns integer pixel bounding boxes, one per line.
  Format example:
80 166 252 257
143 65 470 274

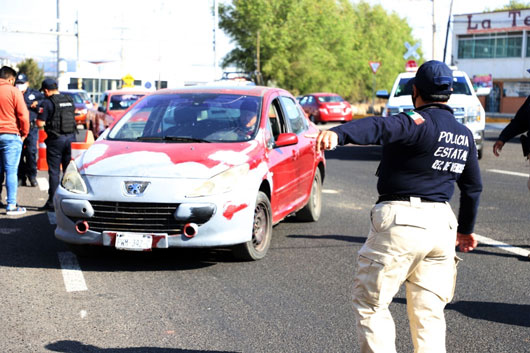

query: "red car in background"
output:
299 93 353 124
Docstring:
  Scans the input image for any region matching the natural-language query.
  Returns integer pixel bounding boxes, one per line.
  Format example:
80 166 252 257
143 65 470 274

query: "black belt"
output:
376 194 440 204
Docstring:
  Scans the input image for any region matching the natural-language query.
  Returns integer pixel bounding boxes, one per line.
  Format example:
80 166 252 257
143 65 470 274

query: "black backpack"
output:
47 94 77 135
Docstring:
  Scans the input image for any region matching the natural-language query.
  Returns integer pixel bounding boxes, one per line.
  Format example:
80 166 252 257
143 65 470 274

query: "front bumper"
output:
54 181 256 249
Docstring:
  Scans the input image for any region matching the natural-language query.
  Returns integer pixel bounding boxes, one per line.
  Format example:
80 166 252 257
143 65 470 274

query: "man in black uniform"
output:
493 73 530 189
15 73 43 187
315 61 482 353
36 78 77 211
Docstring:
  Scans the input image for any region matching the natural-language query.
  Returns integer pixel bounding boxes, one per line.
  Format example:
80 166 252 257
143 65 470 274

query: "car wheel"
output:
232 191 272 261
296 168 322 222
309 115 317 124
477 147 483 160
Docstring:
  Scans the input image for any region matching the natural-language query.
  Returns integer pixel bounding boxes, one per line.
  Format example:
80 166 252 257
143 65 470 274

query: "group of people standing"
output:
0 65 76 215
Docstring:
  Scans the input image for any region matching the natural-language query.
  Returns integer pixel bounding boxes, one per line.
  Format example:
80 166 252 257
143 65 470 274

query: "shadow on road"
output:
392 297 530 327
287 234 366 244
46 340 239 352
0 212 240 272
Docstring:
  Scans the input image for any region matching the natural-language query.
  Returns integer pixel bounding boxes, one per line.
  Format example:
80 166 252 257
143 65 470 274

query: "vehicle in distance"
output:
377 69 485 159
298 93 353 124
54 85 326 260
86 89 147 138
60 89 93 127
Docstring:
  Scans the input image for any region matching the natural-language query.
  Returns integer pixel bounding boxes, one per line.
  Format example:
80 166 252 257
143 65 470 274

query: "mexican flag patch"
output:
406 111 425 125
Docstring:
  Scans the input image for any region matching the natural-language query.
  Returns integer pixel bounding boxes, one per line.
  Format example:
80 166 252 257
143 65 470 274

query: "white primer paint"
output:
57 251 88 292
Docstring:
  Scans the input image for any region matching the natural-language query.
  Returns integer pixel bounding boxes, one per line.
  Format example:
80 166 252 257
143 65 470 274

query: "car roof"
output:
306 92 340 97
153 85 283 98
397 70 467 79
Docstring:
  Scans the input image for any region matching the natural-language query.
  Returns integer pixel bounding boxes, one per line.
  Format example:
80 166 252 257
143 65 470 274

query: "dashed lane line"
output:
487 169 529 178
57 251 88 292
475 233 530 258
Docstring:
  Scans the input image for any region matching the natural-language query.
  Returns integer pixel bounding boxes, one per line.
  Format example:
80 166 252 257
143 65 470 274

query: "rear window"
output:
317 95 344 103
109 94 145 111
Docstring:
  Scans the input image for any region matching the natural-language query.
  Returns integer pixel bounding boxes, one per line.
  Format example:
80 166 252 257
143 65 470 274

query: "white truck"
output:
377 69 485 159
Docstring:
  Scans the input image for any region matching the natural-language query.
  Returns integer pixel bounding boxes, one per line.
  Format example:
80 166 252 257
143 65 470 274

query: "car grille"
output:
80 201 184 235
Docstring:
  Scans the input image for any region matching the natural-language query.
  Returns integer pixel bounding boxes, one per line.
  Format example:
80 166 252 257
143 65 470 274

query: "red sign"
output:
369 61 381 74
405 60 418 72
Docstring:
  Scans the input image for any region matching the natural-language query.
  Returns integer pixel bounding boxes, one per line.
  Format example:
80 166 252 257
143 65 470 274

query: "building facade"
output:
453 8 530 114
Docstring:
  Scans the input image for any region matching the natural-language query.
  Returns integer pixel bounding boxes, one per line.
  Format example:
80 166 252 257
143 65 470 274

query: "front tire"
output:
232 191 272 261
296 168 322 222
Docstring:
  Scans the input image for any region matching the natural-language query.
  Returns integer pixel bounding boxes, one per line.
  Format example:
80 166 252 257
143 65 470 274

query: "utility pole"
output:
443 0 454 64
213 0 218 80
431 0 436 60
256 31 260 73
56 0 60 78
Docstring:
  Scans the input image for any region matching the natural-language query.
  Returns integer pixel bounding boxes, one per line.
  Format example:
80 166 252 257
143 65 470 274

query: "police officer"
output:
15 73 43 187
315 60 482 353
36 78 76 211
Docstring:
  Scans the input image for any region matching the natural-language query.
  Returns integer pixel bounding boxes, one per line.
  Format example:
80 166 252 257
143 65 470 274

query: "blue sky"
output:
0 0 515 68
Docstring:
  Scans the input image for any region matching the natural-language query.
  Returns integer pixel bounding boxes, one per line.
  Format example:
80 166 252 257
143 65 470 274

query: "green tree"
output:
488 0 530 11
16 58 45 90
218 0 420 101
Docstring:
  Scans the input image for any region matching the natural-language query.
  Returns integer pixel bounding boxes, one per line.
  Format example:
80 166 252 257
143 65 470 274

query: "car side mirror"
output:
275 133 298 147
97 106 106 113
376 90 390 99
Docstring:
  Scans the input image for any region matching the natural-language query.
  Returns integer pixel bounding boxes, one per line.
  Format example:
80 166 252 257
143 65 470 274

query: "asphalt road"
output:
0 124 529 353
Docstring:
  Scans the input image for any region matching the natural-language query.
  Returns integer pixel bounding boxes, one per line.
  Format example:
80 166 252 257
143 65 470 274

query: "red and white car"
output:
299 92 353 124
54 86 325 260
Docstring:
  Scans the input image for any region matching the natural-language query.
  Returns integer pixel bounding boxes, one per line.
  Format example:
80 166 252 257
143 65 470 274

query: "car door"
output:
264 94 301 222
279 95 317 208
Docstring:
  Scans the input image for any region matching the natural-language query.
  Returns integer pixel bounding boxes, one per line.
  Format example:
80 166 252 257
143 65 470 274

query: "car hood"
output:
76 140 261 179
447 94 478 106
387 95 413 107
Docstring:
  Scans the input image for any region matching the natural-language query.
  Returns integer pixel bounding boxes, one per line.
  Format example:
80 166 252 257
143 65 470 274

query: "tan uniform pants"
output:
352 198 460 353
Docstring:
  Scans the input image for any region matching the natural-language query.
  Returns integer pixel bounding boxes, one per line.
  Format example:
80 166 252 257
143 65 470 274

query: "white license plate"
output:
115 232 153 251
332 108 341 113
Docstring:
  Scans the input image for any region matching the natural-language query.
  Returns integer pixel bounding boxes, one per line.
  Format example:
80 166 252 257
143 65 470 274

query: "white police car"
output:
377 69 486 159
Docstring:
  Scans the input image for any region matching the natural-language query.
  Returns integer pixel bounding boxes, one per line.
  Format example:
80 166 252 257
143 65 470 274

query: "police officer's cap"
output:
412 60 453 96
15 73 28 84
40 78 58 91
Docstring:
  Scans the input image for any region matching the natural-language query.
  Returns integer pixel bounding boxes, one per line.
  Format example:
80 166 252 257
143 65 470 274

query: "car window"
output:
63 92 84 104
452 76 472 95
299 96 307 105
109 94 145 111
108 93 261 143
280 96 306 134
317 95 344 103
394 78 414 97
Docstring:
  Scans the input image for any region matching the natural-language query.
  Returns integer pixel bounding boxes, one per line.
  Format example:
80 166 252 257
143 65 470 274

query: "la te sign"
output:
467 10 530 30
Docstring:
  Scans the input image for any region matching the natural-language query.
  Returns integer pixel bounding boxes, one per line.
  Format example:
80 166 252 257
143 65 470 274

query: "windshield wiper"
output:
136 136 210 143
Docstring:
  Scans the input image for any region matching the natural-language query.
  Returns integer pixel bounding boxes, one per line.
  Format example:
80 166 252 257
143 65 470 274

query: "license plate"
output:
332 108 341 113
115 232 153 251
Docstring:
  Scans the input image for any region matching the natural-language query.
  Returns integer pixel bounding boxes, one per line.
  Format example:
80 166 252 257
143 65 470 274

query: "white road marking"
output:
323 189 339 194
80 310 87 319
37 177 49 191
475 233 530 258
487 169 530 178
57 251 88 292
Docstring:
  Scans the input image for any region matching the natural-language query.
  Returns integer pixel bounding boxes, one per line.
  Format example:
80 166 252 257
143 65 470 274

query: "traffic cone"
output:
71 130 94 160
37 129 48 171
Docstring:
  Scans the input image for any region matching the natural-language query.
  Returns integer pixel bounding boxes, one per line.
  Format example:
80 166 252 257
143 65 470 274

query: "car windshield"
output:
394 75 472 97
317 95 344 103
107 93 261 143
109 94 145 111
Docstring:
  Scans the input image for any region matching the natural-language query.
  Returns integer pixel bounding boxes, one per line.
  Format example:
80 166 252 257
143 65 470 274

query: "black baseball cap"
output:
412 60 453 95
15 73 28 84
40 78 58 91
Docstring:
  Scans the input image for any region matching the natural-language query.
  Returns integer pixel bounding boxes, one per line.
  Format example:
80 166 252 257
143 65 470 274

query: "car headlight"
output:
186 164 249 198
466 105 480 123
61 161 88 194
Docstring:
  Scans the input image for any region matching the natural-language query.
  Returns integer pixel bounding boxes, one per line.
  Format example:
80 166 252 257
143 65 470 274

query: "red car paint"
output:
299 92 353 124
223 203 249 220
